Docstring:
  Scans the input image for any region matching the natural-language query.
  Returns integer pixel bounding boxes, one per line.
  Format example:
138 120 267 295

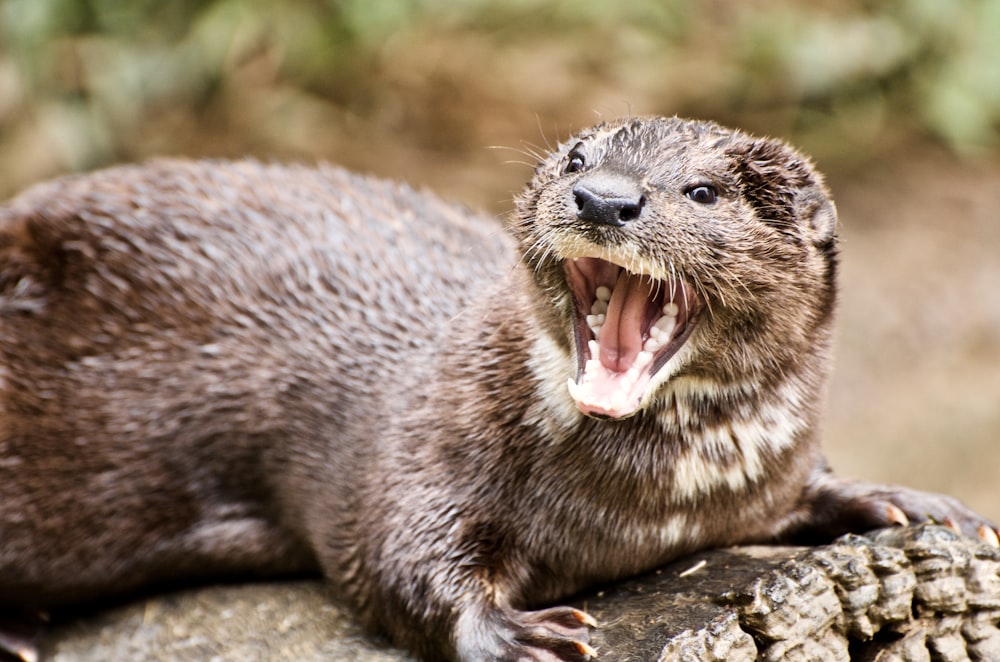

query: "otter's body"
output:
1 117 995 661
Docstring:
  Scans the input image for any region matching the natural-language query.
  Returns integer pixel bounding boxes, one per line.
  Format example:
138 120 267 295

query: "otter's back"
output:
0 158 515 376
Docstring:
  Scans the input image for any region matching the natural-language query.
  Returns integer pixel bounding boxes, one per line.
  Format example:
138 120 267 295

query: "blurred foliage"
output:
0 0 998 203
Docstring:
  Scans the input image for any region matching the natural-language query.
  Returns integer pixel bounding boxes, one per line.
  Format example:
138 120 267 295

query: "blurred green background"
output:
1 0 998 520
3 0 1000 205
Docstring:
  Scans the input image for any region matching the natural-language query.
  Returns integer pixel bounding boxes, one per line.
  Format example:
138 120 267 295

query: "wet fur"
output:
0 117 993 661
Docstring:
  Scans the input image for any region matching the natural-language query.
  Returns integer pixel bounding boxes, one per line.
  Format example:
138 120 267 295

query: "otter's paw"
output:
455 604 598 661
856 484 999 547
799 475 999 548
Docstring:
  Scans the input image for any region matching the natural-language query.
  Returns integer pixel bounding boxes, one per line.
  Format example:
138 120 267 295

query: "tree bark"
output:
39 524 1000 661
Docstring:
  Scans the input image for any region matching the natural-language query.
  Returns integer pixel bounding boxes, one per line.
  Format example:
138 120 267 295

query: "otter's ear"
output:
728 137 838 247
794 185 838 247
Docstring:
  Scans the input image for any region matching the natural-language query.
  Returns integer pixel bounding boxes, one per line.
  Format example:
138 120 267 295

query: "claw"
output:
0 639 38 662
576 641 599 659
0 611 44 662
978 525 1000 548
885 504 909 527
571 608 599 629
943 516 961 533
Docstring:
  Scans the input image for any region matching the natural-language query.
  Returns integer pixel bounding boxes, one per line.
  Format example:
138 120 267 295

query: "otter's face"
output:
511 116 838 419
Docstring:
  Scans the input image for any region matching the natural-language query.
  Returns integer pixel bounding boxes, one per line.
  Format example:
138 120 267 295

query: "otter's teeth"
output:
569 338 657 416
655 315 677 335
662 301 679 316
643 312 678 352
585 287 612 338
566 377 584 402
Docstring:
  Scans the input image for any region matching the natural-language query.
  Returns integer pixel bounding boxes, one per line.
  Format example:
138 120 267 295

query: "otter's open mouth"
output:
564 258 703 419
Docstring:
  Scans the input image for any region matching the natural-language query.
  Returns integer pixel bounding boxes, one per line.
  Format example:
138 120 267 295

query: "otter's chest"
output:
528 402 814 579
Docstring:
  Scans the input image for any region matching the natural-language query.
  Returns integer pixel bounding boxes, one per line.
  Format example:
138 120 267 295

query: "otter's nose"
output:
573 172 646 227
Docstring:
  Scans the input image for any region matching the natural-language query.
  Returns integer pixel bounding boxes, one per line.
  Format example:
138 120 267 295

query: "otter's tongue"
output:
566 270 663 418
599 270 654 373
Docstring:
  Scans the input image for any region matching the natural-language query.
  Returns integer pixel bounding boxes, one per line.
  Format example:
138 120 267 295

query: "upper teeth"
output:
588 296 608 338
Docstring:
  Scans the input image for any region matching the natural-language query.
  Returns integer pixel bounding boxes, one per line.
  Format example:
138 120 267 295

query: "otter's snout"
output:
573 171 646 227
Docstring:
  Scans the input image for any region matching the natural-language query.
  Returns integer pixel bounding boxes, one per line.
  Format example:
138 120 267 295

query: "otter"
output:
0 116 996 661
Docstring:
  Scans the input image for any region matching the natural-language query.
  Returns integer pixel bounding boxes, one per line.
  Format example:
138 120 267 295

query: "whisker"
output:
668 260 678 301
651 274 664 302
535 114 555 154
489 143 548 165
712 262 753 303
697 279 715 318
703 269 727 309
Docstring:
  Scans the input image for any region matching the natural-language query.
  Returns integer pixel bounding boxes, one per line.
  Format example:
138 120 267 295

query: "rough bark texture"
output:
38 524 1000 661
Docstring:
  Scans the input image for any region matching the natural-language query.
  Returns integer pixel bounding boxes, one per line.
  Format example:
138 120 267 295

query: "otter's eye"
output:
685 184 717 204
563 143 586 174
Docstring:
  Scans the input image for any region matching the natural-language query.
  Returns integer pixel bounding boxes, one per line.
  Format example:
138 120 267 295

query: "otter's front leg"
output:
362 531 598 661
453 602 598 662
783 463 1000 546
373 574 598 661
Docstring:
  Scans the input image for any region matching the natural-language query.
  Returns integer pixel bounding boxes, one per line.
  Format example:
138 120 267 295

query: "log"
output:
39 525 1000 661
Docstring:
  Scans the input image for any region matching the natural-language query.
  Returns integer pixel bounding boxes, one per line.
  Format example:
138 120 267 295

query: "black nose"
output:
573 172 646 227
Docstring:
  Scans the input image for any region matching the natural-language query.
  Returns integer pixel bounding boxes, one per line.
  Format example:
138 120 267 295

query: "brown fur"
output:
0 117 994 661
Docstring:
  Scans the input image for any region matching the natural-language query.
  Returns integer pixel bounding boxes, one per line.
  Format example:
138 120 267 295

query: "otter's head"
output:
511 116 838 419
